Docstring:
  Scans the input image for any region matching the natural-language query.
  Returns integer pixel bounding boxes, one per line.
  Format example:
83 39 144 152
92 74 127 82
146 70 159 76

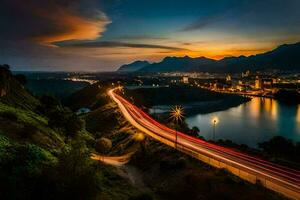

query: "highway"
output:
108 88 300 199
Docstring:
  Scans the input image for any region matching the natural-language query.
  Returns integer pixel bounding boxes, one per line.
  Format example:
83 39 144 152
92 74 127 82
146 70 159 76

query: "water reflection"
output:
186 97 300 148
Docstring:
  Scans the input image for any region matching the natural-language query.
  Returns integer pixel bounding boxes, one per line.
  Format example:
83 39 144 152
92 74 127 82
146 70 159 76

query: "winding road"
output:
108 88 300 199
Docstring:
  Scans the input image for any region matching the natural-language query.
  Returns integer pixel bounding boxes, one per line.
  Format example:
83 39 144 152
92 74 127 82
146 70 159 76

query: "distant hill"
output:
118 42 300 73
117 60 150 72
26 79 88 99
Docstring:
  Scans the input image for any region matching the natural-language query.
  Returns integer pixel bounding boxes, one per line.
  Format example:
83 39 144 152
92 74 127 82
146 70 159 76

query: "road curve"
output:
108 88 300 199
91 153 132 166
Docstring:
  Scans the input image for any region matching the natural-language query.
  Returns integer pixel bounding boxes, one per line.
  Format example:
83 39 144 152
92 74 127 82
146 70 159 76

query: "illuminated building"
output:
226 74 232 82
255 76 262 89
242 70 250 78
182 76 189 84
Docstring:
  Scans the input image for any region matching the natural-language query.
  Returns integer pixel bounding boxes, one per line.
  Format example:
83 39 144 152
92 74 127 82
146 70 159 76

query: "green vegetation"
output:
259 136 300 168
0 65 39 110
0 66 141 199
26 79 89 99
95 137 113 153
0 65 293 199
213 136 300 170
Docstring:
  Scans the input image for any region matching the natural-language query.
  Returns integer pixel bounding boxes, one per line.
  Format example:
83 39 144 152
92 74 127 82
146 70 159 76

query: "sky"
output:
1 0 300 71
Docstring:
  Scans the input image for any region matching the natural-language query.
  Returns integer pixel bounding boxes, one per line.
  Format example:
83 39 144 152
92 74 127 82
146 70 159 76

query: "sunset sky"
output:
1 0 300 71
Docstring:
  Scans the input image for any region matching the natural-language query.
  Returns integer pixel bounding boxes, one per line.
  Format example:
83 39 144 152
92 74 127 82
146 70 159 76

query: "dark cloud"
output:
181 14 226 31
181 0 300 33
56 41 188 51
0 0 110 44
115 35 169 41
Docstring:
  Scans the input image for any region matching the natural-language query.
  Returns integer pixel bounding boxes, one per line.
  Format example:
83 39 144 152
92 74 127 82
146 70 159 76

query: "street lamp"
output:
170 105 184 149
211 117 219 141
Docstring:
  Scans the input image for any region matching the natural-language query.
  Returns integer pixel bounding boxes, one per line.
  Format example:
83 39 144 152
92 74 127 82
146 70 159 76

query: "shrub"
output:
14 74 27 85
21 123 39 138
65 115 85 138
0 111 18 121
128 193 153 200
95 137 112 154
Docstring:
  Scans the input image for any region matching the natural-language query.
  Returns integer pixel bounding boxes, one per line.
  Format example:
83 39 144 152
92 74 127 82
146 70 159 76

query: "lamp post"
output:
170 105 184 149
211 117 219 141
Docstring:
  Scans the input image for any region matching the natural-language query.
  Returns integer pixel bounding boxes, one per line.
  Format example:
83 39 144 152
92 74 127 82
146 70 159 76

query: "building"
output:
182 76 189 84
242 70 250 78
226 74 232 82
254 76 273 90
254 76 263 89
262 79 273 90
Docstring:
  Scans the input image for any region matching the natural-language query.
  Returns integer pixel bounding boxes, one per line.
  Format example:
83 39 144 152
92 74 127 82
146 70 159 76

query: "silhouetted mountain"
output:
117 60 150 72
215 42 300 72
139 56 215 72
130 42 300 73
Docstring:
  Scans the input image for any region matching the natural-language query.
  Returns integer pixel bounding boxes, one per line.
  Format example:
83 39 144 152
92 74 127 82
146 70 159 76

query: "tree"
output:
40 95 61 109
48 109 70 129
190 126 200 136
21 123 39 138
95 137 112 154
65 115 85 138
258 136 295 157
2 64 10 70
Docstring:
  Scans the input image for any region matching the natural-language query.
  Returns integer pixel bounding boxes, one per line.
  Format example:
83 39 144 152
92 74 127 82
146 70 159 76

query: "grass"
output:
0 103 63 149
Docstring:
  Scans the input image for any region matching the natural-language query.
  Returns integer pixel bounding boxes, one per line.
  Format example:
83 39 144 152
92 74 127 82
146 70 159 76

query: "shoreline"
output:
150 96 251 117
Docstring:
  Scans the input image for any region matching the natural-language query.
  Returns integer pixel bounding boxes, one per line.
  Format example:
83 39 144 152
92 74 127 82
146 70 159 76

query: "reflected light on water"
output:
186 97 300 147
264 98 278 120
249 97 261 118
296 105 300 123
249 98 278 121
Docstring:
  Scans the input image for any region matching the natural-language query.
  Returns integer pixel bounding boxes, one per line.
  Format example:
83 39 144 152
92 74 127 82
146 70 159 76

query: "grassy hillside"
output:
26 79 89 99
0 66 39 110
63 81 110 110
0 66 142 200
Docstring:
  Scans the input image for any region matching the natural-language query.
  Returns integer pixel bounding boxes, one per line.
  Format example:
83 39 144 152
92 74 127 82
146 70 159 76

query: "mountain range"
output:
117 60 150 72
117 42 300 73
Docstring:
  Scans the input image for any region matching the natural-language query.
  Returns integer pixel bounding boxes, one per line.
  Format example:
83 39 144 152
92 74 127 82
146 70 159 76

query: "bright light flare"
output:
170 105 184 122
211 116 219 125
133 133 145 141
118 85 124 91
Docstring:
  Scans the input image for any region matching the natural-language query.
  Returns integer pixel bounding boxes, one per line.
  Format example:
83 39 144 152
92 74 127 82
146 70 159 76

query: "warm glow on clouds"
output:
1 0 300 71
34 11 110 44
1 0 111 44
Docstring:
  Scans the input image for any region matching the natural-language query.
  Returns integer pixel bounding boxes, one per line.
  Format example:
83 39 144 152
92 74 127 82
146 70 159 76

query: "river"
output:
185 97 300 147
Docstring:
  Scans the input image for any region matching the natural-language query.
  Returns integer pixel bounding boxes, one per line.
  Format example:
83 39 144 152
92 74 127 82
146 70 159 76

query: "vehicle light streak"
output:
108 88 300 198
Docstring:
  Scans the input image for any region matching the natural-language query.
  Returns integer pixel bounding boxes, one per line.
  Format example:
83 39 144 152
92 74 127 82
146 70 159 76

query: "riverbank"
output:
123 86 251 116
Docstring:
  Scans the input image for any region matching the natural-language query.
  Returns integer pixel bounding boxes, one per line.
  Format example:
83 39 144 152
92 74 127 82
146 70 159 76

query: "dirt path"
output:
91 153 150 192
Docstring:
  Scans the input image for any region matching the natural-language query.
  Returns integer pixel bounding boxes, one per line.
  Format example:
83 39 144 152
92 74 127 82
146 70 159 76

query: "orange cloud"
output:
4 0 111 45
35 11 111 44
